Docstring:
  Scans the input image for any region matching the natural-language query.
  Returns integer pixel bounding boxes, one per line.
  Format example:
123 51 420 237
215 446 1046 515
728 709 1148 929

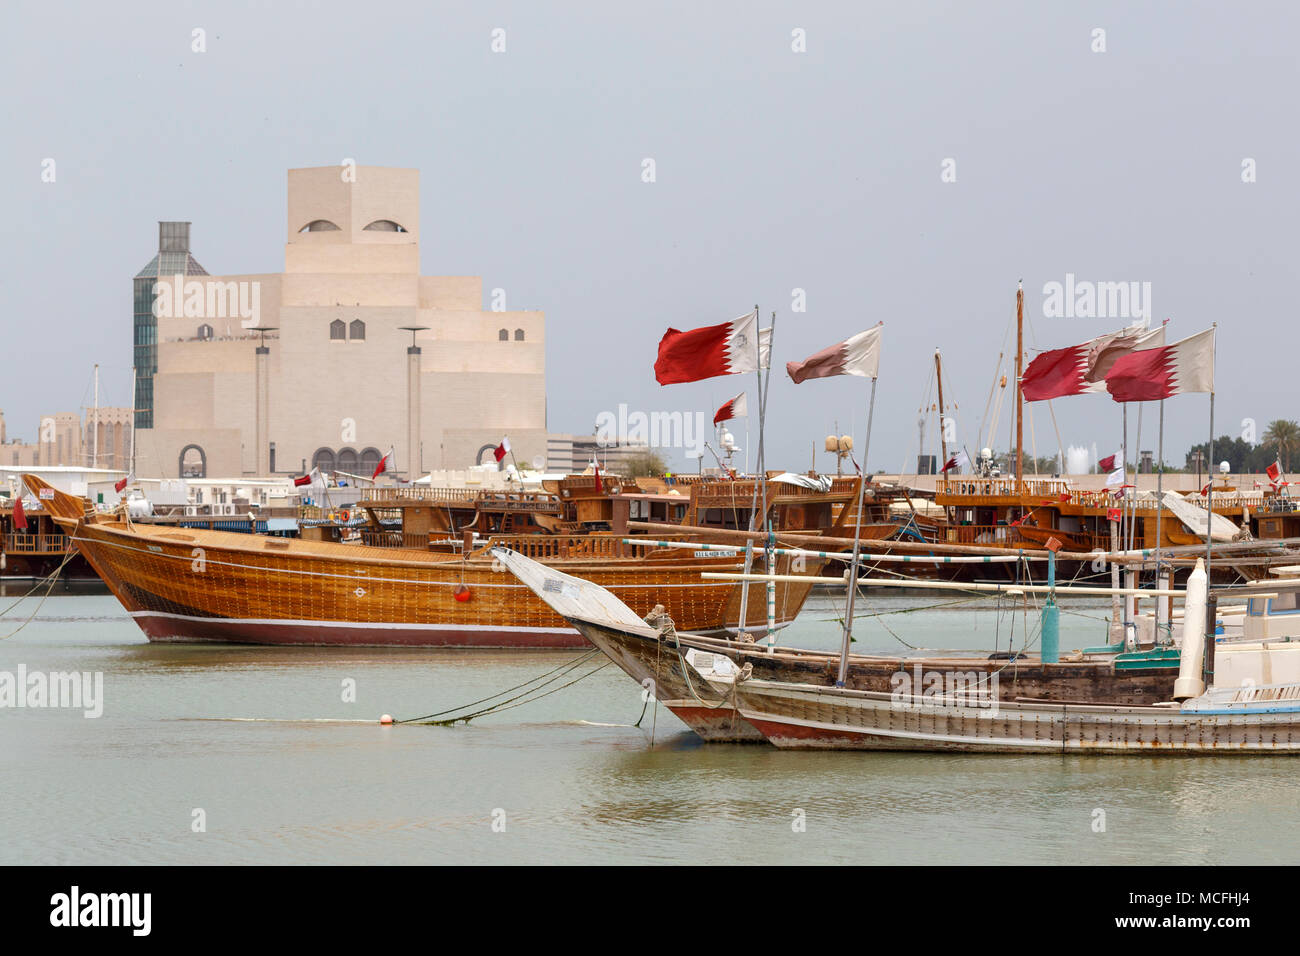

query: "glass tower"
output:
133 222 208 429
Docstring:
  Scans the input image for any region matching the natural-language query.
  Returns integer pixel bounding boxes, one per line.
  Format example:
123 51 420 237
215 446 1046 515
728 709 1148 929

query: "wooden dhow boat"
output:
492 546 1194 742
502 542 1300 753
22 473 846 648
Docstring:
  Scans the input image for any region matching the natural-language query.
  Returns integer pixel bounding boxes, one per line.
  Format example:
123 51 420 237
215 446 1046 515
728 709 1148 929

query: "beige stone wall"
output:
141 165 547 479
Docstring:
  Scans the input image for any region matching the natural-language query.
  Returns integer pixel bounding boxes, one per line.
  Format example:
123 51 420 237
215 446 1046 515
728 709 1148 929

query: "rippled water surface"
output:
1 586 1295 864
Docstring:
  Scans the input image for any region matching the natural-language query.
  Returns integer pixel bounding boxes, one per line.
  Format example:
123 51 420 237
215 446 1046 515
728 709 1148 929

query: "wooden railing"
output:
474 534 628 560
3 533 70 554
359 487 481 504
943 524 1030 547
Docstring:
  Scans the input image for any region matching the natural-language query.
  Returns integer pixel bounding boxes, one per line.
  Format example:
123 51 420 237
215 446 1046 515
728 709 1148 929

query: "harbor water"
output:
2 586 1296 865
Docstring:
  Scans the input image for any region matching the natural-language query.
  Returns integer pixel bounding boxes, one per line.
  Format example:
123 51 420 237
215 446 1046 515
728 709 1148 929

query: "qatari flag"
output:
1020 323 1165 402
712 391 748 425
786 324 883 384
654 310 770 385
1105 327 1215 403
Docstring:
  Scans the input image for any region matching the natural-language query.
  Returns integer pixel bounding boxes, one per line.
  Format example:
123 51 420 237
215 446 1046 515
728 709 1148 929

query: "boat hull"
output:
569 618 767 742
734 680 1300 753
54 513 821 650
130 610 588 648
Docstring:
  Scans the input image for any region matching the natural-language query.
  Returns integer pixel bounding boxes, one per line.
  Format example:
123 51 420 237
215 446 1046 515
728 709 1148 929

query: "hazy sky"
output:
5 1 1297 473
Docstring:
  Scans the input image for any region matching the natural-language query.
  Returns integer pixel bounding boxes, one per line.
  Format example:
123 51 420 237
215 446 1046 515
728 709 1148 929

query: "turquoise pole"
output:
1041 549 1060 664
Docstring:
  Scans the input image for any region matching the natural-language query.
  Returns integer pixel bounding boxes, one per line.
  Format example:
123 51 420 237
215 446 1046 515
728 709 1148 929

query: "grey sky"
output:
4 1 1297 473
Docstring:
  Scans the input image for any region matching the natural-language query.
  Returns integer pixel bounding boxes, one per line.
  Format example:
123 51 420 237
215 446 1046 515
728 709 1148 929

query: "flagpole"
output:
1154 398 1165 642
1205 387 1216 660
761 311 779 647
1112 404 1127 643
735 306 762 637
837 375 878 686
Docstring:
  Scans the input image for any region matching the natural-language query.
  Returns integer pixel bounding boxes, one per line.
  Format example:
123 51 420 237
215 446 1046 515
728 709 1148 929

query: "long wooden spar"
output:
627 520 1300 565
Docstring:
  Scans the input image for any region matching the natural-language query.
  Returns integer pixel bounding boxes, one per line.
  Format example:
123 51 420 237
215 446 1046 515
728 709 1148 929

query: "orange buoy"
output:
453 584 472 602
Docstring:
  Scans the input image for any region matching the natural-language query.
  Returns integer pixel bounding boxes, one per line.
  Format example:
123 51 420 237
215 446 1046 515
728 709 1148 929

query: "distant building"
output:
0 409 131 470
132 165 547 479
547 433 652 474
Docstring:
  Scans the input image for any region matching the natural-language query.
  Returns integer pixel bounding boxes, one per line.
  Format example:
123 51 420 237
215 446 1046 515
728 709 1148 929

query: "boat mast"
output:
1015 281 1024 494
91 363 99 469
837 373 880 686
129 364 137 477
935 349 947 488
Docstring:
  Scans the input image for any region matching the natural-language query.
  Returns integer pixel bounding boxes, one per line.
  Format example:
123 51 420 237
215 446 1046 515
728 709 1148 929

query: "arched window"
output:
330 319 346 340
299 220 341 232
179 444 207 478
498 329 509 341
360 447 383 474
362 220 407 232
514 328 525 341
197 323 213 340
337 447 359 473
349 319 366 340
311 448 337 472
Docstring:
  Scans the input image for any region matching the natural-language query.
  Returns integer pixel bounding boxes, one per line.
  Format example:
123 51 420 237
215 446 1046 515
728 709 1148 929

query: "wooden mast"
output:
1015 281 1024 494
935 349 947 488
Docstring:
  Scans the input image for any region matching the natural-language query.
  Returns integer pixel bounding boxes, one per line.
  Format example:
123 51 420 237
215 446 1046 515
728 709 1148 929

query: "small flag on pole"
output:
1097 452 1119 473
941 450 970 474
114 471 135 493
13 495 27 531
1105 466 1125 488
372 447 394 481
654 310 771 385
712 392 748 426
786 324 883 384
494 437 511 463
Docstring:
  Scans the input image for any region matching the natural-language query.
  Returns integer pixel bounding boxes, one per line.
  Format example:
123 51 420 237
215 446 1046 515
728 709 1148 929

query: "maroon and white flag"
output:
372 446 394 480
654 310 771 385
1267 459 1285 489
114 471 135 493
13 495 27 531
941 450 970 474
293 466 322 488
1097 451 1119 473
785 323 883 384
712 391 748 425
493 437 511 463
1021 323 1165 402
1105 328 1215 403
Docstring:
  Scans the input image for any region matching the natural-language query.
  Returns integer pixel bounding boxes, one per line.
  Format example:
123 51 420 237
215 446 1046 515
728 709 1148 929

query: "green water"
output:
1 589 1295 865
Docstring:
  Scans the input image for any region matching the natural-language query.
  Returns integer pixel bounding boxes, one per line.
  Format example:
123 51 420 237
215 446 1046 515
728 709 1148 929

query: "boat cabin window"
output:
1249 597 1268 617
1273 592 1300 614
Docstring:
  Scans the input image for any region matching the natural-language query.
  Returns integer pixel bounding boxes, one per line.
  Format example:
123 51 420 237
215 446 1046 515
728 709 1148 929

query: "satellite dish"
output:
532 455 545 470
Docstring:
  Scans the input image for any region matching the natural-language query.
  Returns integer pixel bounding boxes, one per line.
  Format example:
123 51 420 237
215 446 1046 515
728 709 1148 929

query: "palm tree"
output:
1262 419 1300 472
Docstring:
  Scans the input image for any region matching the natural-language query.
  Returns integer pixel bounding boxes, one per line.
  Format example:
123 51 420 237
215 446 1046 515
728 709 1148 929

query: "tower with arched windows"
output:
133 166 547 479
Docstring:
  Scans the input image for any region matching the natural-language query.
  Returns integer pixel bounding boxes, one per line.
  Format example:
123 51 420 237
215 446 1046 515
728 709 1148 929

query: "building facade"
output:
133 166 547 479
0 409 132 471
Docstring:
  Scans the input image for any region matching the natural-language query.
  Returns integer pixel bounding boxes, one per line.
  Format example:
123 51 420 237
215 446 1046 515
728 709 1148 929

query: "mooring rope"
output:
0 551 76 641
396 650 602 726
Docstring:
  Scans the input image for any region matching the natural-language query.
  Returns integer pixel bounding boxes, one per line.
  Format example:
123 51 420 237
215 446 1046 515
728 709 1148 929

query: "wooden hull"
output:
569 618 766 742
58 517 822 649
733 680 1300 753
561 615 1180 743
